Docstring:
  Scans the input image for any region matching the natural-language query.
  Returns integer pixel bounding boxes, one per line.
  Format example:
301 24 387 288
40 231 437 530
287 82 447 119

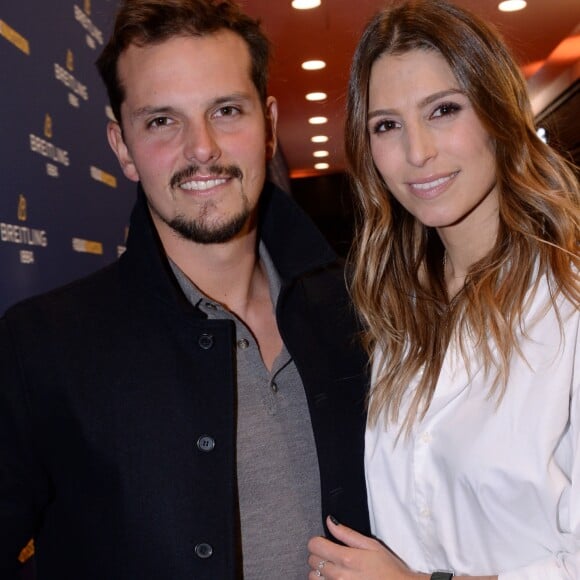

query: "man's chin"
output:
169 211 250 245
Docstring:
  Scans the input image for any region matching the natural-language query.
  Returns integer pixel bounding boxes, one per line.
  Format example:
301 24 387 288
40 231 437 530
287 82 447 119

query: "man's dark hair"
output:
96 0 270 124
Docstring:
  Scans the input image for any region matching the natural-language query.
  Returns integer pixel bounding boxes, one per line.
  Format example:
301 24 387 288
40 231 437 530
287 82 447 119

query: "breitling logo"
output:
105 105 116 122
90 165 117 188
44 114 53 139
0 19 30 55
0 197 48 264
29 134 69 166
66 49 74 72
72 237 103 255
18 195 27 222
1 196 48 248
0 224 47 246
117 225 129 257
74 4 104 49
54 61 88 101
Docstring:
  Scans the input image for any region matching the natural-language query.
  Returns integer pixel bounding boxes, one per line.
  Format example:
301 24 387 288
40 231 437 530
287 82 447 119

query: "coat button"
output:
196 435 215 452
194 543 213 559
198 333 214 350
237 338 250 350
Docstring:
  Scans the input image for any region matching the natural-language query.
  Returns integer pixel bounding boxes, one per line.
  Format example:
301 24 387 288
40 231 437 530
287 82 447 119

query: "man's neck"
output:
160 225 265 316
161 225 283 371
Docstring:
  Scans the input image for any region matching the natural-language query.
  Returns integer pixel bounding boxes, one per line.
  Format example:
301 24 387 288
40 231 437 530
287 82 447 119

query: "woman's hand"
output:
307 515 427 579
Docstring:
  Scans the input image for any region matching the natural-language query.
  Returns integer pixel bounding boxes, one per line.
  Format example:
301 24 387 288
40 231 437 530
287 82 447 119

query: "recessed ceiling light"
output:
308 116 328 125
313 150 329 158
537 127 548 143
314 162 330 170
302 60 326 71
498 0 526 12
311 135 329 143
292 0 321 8
306 92 327 101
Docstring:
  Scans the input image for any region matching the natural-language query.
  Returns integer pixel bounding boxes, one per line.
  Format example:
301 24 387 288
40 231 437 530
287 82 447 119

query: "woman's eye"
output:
372 119 399 134
432 102 461 118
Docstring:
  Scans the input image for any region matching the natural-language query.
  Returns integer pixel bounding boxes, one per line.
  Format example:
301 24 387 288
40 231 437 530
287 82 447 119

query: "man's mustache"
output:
170 165 243 188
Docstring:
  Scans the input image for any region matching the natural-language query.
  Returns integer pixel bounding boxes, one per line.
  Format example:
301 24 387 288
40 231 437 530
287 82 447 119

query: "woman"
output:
308 1 579 579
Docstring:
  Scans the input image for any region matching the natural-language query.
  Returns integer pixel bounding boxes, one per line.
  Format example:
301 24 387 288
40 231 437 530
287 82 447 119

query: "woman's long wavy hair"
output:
346 0 580 432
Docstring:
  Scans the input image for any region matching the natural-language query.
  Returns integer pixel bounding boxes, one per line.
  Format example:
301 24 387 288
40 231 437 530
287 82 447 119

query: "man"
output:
0 0 369 578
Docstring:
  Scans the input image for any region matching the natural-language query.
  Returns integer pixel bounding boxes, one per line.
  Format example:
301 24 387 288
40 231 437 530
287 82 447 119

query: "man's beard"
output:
168 163 251 244
169 203 250 244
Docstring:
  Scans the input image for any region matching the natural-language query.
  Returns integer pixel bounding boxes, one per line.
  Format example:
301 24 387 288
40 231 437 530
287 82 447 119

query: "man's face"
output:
108 30 277 245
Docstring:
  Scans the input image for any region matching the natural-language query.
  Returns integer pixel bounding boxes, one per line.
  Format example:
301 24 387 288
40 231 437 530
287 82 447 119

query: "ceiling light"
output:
311 135 329 143
306 92 327 101
314 162 330 170
313 150 329 158
308 116 328 125
498 0 526 12
537 127 548 143
292 0 321 8
302 60 326 71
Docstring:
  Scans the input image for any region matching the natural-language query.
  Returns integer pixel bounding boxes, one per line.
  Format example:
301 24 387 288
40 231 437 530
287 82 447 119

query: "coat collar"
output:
257 181 337 282
121 181 338 307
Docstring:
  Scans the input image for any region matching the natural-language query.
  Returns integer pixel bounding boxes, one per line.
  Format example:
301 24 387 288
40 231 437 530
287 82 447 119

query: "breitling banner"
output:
0 1 134 575
0 0 134 317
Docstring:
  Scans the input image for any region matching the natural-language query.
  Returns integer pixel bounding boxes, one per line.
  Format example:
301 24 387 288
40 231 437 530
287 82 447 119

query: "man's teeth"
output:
412 174 454 190
180 178 227 191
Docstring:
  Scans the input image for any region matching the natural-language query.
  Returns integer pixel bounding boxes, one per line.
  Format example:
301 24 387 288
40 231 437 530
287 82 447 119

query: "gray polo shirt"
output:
170 243 323 578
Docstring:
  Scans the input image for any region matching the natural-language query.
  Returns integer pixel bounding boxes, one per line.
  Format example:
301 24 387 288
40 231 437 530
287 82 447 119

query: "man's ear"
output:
264 96 278 161
107 121 139 182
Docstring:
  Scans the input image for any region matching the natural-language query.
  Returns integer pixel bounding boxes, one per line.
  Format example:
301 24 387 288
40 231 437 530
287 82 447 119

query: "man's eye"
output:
215 106 240 117
147 117 171 128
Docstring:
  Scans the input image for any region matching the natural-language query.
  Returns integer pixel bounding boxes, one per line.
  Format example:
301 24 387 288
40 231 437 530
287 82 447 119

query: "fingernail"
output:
329 514 340 526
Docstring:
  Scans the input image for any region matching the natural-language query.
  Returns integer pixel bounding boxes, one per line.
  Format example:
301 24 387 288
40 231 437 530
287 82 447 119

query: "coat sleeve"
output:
0 317 52 577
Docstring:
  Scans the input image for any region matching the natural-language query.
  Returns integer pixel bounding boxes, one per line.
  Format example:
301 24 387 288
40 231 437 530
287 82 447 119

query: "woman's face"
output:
367 48 499 234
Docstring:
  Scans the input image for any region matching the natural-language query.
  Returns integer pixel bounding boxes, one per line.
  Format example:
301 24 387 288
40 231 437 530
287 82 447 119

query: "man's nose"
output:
183 120 221 165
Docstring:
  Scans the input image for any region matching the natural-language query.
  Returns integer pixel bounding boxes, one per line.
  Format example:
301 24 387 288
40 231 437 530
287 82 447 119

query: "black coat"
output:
0 183 370 579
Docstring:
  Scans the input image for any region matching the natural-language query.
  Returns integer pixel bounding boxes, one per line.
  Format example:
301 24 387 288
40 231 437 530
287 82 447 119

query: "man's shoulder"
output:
3 261 123 327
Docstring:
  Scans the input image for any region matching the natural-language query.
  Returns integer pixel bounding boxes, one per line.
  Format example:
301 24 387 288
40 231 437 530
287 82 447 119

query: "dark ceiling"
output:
240 0 580 178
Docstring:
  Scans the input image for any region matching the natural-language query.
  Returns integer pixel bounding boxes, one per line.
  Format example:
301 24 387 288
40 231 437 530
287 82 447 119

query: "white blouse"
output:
366 275 580 579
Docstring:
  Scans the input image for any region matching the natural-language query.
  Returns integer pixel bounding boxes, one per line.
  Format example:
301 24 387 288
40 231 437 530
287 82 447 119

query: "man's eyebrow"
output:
131 106 175 121
368 88 466 120
212 92 253 105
